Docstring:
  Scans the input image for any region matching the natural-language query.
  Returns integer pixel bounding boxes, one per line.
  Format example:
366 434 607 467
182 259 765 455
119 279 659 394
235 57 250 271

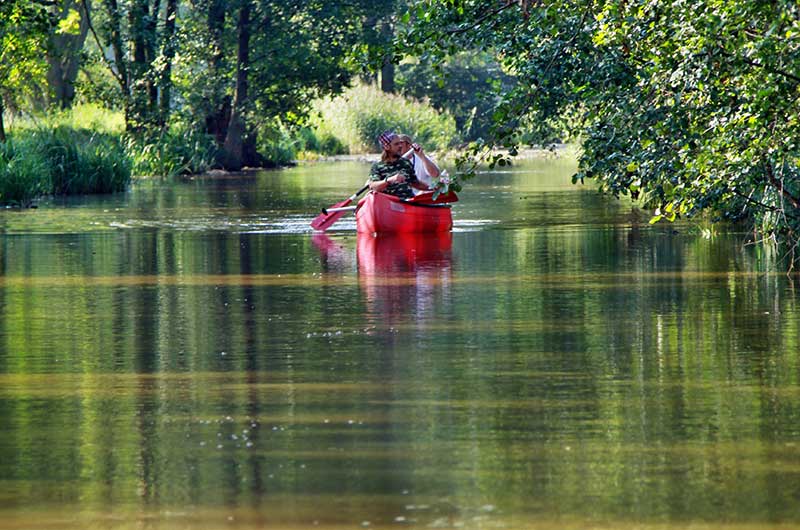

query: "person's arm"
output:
368 165 406 192
369 174 405 192
412 144 440 178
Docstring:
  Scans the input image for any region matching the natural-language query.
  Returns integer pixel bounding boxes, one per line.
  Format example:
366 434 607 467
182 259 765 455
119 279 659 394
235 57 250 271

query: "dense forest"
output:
3 0 800 255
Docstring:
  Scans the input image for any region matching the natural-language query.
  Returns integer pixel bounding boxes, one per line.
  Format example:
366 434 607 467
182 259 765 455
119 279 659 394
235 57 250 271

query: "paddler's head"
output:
378 131 402 161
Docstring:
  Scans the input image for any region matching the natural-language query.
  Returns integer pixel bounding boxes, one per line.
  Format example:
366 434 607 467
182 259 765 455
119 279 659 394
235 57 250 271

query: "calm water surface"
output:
1 154 800 530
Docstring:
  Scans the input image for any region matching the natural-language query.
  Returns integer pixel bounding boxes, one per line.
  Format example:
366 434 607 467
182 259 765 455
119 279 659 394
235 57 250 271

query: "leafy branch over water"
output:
400 0 800 257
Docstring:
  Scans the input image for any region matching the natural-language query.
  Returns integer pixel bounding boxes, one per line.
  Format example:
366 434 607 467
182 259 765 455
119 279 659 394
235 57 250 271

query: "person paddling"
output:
367 131 421 199
397 134 440 194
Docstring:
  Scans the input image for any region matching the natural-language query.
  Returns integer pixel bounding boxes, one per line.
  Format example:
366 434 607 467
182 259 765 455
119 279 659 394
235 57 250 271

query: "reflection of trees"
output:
2 224 800 523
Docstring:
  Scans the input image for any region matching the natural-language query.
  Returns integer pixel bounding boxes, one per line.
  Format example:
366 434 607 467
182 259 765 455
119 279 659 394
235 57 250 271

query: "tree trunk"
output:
205 0 228 144
101 0 128 93
0 100 6 143
158 0 178 125
380 60 395 93
97 0 131 127
146 0 160 113
222 0 251 170
128 0 153 130
47 0 90 109
379 20 395 93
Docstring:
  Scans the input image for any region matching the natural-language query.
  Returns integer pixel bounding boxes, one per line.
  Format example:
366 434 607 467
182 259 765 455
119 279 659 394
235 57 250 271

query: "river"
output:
1 153 799 529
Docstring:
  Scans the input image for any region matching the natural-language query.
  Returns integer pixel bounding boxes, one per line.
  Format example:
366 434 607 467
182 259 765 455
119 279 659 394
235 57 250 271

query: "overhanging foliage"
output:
401 0 800 255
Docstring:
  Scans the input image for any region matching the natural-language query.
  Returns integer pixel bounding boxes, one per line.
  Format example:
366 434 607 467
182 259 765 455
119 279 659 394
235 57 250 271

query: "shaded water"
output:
1 154 800 529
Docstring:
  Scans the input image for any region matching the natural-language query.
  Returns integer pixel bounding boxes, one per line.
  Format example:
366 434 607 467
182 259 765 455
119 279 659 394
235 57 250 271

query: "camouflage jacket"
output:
369 158 417 199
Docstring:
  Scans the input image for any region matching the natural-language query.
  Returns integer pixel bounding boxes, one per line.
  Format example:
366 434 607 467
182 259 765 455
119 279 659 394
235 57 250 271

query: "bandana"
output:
378 131 396 149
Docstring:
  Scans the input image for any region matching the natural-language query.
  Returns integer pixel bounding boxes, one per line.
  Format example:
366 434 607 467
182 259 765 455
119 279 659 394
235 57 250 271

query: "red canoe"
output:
355 191 454 234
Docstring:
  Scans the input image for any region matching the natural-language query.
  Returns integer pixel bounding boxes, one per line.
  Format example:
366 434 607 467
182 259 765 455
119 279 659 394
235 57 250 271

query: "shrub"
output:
291 127 348 159
0 137 48 206
318 132 348 155
32 127 131 195
311 84 458 154
256 119 304 166
126 125 218 177
0 126 132 205
296 127 321 152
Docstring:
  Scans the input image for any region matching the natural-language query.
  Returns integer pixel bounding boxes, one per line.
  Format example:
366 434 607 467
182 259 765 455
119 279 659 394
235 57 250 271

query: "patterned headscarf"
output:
378 130 397 149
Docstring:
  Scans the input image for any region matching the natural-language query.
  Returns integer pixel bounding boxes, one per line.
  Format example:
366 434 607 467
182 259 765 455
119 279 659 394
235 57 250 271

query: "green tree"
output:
354 0 410 93
46 0 91 109
402 0 800 253
83 0 178 131
396 52 514 140
0 0 53 141
177 0 378 169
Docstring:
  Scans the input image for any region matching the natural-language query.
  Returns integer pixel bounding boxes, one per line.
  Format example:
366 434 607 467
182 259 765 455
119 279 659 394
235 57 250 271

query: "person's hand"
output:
388 173 405 184
412 143 422 153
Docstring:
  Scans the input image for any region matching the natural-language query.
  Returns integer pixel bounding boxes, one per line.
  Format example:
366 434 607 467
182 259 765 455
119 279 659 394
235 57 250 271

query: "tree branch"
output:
729 187 790 216
765 158 800 210
80 0 127 92
717 47 800 85
447 1 518 36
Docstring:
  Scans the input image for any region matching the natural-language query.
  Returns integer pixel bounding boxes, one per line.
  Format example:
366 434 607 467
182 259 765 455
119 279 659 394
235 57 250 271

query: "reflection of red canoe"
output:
357 231 453 274
356 192 453 234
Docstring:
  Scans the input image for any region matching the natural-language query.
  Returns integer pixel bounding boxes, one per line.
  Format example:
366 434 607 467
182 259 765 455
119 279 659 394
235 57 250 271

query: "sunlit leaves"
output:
0 0 51 123
401 0 800 252
57 9 82 35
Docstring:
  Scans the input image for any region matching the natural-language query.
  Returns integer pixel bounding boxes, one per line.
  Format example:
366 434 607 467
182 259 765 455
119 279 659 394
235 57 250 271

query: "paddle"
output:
310 184 370 231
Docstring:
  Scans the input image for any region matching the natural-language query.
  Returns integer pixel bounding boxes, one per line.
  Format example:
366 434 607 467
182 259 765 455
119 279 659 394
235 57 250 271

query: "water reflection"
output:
311 232 355 273
357 232 453 326
5 158 800 529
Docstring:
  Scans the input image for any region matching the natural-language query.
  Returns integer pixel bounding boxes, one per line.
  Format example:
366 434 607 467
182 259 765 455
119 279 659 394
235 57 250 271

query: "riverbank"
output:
300 144 573 164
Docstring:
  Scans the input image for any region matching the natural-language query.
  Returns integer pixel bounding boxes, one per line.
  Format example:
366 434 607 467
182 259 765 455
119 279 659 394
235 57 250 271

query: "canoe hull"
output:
356 192 453 234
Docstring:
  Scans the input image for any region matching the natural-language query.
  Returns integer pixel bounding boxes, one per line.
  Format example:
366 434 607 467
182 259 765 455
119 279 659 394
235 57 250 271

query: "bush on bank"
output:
0 127 131 206
310 84 458 155
125 125 218 177
0 136 48 207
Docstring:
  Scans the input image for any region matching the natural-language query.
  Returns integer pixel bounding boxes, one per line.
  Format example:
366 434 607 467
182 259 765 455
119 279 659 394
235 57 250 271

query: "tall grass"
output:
32 127 131 195
41 103 126 134
21 104 218 178
0 127 132 206
125 125 218 177
0 137 48 206
311 84 458 154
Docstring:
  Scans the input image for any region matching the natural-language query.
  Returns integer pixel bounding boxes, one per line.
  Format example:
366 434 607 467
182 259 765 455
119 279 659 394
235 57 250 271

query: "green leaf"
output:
57 9 81 35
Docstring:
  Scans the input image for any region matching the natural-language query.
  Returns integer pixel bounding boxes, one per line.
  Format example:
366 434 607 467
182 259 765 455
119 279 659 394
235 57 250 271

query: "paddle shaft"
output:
322 205 357 214
347 184 370 202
